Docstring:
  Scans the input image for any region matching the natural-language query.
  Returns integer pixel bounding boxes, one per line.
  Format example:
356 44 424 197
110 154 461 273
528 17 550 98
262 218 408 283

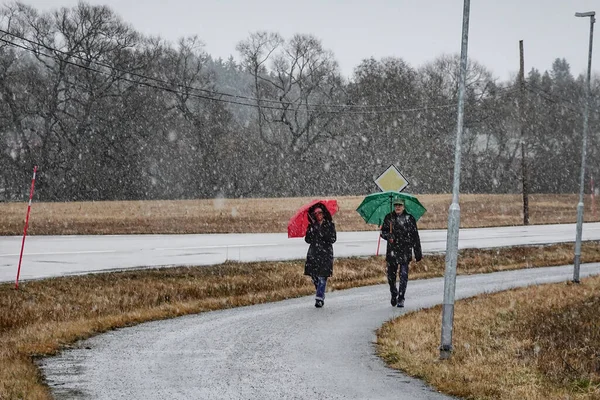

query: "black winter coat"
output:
304 219 337 277
380 211 422 264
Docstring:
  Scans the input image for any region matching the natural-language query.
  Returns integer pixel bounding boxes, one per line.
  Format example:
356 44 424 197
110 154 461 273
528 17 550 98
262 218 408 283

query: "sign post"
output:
592 177 597 219
374 165 410 255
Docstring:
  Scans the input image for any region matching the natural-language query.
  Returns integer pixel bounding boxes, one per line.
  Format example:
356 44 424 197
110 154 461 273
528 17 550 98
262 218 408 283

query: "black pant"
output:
387 260 409 300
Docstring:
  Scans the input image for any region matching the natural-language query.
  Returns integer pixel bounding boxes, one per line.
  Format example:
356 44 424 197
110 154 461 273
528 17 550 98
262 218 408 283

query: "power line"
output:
0 28 466 114
0 28 289 107
524 82 581 113
525 82 580 106
0 34 295 112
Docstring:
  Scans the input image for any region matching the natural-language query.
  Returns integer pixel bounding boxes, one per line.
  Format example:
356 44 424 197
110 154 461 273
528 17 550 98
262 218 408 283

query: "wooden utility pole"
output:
519 40 529 225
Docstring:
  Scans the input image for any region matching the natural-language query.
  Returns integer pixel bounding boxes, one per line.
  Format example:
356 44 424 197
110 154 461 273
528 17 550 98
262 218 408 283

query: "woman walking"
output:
304 204 337 308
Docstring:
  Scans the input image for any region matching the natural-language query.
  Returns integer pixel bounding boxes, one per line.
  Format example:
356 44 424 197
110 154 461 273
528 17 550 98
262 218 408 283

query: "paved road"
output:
2 222 600 282
39 263 600 400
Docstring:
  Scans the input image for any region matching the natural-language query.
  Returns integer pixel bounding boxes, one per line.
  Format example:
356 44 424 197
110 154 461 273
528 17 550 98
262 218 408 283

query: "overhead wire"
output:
524 82 582 114
0 28 457 114
0 34 302 112
0 27 518 115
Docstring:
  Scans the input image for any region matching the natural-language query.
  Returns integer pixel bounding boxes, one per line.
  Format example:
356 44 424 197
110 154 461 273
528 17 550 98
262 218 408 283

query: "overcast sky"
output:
14 0 600 82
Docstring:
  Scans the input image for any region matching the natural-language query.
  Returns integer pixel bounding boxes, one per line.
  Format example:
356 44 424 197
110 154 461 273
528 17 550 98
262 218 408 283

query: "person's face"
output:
314 208 324 222
394 203 404 212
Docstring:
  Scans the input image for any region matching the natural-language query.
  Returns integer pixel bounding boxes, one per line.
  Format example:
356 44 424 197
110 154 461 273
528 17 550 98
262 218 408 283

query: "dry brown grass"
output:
1 241 600 399
1 193 598 235
377 276 600 400
0 257 385 399
2 194 600 399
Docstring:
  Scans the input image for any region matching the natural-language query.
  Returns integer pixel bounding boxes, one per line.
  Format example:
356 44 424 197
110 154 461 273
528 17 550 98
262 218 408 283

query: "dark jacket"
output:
304 218 337 277
380 211 422 264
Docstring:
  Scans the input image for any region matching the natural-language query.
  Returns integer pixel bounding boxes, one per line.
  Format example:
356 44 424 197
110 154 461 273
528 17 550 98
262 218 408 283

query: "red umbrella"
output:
287 199 339 238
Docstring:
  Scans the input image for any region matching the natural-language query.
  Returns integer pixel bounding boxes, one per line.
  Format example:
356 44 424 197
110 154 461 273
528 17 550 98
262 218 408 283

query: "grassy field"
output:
377 274 600 400
0 194 599 399
1 193 598 235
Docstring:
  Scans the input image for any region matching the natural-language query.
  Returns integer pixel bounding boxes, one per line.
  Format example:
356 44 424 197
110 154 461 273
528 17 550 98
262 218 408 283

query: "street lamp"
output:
439 0 470 360
573 10 595 283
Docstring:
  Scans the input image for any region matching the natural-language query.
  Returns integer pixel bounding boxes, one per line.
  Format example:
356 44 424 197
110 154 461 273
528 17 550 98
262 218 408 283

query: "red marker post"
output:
15 166 38 290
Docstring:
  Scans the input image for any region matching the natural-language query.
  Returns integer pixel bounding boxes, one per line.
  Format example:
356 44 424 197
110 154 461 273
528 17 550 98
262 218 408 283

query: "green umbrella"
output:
356 191 427 226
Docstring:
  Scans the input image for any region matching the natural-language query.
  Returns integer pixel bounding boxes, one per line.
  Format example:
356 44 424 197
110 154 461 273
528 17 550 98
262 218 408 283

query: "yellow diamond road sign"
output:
375 165 409 192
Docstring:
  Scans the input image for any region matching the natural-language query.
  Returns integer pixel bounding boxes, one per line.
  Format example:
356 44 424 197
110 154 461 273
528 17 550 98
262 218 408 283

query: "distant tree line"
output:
1 2 599 202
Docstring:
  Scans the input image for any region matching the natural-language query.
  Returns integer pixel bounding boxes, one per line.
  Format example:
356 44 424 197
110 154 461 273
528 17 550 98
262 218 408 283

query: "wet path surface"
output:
3 222 600 282
40 263 600 400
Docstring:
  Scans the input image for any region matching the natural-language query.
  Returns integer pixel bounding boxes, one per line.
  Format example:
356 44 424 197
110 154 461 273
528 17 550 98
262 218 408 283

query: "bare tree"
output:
344 57 420 192
154 36 233 198
0 2 153 199
237 32 344 156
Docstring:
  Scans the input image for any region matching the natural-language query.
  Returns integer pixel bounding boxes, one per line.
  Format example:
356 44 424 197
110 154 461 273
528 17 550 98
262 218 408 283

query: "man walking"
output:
380 199 422 307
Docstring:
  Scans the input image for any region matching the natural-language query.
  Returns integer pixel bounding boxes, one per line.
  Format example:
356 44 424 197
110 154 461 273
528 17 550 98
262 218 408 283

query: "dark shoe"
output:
397 298 405 308
391 295 397 307
315 299 324 308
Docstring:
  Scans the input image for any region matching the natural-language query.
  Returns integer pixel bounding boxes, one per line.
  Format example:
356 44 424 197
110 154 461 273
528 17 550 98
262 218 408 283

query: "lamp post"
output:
573 10 595 283
439 0 470 360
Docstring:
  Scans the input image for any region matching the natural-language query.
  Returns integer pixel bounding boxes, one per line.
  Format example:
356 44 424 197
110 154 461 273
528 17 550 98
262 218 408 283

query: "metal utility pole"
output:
573 10 595 283
440 0 470 360
519 40 529 225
